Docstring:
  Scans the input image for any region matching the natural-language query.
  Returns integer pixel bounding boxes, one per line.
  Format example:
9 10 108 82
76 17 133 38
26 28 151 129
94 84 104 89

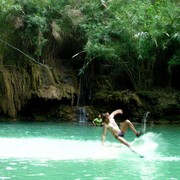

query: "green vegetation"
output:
0 0 179 91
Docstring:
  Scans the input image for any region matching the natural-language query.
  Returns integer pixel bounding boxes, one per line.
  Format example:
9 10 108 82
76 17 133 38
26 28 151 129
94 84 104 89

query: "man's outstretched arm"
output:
111 109 123 116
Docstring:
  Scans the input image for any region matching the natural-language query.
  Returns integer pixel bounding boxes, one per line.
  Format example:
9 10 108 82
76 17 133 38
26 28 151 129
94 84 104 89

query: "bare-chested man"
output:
102 109 141 154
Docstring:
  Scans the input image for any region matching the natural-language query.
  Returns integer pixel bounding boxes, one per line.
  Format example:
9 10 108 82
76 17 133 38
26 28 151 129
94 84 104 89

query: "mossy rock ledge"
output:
0 63 78 121
0 64 179 124
92 90 180 124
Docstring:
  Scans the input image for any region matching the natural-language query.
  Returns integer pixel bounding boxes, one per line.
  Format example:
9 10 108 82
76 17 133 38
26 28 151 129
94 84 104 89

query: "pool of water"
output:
0 122 179 180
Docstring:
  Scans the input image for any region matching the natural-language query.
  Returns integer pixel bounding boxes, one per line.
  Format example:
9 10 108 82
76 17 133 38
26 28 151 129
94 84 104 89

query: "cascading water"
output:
78 107 87 122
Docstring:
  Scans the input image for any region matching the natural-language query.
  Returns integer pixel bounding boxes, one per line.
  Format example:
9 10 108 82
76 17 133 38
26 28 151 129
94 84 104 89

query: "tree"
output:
79 0 180 90
0 0 179 91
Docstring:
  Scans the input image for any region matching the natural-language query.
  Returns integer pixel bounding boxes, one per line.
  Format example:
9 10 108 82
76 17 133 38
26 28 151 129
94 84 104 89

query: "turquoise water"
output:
0 122 179 180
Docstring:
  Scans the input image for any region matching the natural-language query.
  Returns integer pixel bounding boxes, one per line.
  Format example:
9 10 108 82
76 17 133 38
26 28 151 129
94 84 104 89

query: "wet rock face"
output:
0 62 179 123
137 91 180 122
0 63 78 120
91 89 180 123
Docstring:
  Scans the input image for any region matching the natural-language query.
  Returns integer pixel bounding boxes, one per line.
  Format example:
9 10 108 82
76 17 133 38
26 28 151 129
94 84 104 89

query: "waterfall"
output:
78 107 87 122
141 111 150 134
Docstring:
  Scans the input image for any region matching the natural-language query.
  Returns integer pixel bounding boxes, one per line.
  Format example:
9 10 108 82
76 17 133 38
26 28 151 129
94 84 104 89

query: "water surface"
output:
0 122 179 180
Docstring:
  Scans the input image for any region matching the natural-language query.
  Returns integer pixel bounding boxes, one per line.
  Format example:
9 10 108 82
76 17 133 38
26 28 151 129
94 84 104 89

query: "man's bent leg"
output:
121 120 140 137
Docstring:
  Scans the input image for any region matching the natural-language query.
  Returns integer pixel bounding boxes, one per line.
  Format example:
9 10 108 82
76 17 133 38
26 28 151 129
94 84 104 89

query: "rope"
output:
0 38 50 68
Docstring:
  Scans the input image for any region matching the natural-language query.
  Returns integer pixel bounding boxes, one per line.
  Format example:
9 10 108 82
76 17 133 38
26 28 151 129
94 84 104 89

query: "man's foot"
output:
136 132 141 137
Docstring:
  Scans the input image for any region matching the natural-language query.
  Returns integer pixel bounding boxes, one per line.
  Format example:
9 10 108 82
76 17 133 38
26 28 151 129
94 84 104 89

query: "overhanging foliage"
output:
0 0 179 91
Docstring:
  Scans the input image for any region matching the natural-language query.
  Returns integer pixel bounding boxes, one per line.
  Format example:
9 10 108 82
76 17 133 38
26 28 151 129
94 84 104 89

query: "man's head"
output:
103 112 110 123
105 112 109 117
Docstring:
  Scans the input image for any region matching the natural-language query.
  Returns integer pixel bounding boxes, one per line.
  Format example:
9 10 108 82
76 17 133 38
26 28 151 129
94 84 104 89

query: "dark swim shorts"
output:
116 131 124 138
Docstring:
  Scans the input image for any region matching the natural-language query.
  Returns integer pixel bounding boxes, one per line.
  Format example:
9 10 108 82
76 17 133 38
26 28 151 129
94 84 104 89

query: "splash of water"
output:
131 132 159 156
0 137 117 160
141 111 150 134
0 133 179 161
